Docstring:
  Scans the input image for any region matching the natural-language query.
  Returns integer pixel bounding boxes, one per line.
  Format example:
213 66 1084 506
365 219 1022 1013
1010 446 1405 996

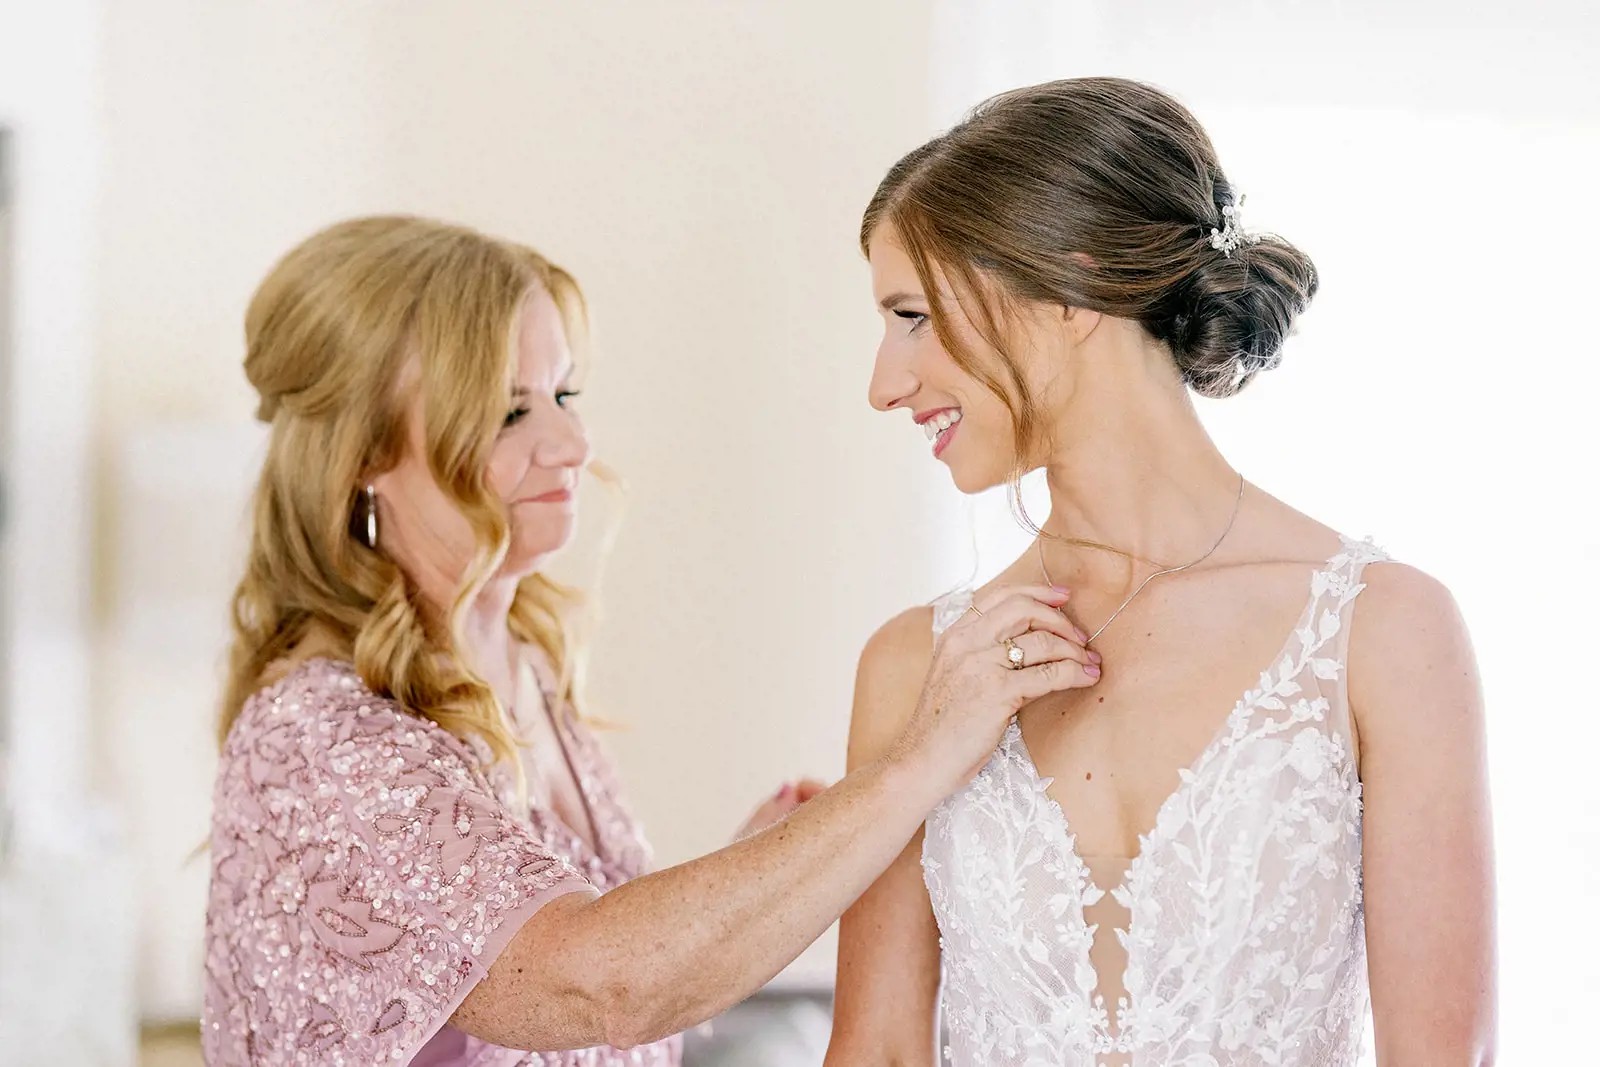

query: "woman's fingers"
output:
969 583 1070 619
905 584 1104 790
791 778 829 803
1006 655 1102 703
952 588 1085 649
1002 630 1096 672
988 598 1088 646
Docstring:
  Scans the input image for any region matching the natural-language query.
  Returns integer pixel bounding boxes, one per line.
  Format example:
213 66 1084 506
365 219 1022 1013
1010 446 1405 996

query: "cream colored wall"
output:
94 1 963 1018
3 2 139 1056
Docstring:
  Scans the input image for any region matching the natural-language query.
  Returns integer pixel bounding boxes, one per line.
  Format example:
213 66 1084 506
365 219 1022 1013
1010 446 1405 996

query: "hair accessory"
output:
1229 347 1282 388
1208 196 1261 258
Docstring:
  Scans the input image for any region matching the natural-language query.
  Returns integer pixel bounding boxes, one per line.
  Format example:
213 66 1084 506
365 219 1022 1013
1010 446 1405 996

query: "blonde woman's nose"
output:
534 421 591 469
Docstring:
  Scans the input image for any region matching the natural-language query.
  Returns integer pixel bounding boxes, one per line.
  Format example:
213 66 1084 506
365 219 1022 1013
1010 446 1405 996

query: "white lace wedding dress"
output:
922 536 1388 1066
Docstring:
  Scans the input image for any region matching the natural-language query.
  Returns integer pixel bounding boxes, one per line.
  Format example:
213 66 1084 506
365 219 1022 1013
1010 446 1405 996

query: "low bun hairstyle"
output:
862 77 1317 445
1145 186 1318 399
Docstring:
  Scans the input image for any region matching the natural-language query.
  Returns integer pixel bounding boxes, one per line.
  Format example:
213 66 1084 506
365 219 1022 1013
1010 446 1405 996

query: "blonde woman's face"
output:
493 287 589 571
374 286 590 591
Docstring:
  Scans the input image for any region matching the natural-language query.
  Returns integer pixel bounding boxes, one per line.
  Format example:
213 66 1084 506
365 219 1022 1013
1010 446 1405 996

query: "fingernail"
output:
1075 629 1089 644
1084 664 1101 678
1051 585 1070 596
1088 649 1102 664
775 784 792 800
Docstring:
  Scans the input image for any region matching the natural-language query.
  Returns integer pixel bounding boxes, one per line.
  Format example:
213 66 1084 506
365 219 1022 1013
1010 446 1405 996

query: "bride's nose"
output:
868 343 918 412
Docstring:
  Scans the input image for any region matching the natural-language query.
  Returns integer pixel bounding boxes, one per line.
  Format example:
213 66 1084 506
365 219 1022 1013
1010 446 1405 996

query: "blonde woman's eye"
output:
503 406 531 428
893 309 928 333
556 390 581 409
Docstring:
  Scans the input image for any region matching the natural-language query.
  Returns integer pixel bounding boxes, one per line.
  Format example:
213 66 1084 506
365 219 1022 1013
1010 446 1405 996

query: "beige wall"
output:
95 1 962 1017
3 2 139 1056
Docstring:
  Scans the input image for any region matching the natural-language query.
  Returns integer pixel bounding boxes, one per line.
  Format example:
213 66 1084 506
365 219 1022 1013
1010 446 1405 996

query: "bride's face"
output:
866 227 1058 493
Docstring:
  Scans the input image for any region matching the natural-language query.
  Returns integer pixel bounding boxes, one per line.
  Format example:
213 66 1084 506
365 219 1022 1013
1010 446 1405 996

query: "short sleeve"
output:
202 666 595 1066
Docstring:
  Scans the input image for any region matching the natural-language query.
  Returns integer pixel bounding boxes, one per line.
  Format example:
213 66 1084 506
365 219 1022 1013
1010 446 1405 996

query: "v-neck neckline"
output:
516 658 605 864
1007 538 1345 899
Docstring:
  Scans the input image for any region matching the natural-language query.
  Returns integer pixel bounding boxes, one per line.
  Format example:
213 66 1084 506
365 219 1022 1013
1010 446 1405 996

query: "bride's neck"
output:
1037 373 1239 569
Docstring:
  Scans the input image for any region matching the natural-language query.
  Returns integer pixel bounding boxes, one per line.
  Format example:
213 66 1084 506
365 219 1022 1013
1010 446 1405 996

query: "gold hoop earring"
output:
362 484 379 549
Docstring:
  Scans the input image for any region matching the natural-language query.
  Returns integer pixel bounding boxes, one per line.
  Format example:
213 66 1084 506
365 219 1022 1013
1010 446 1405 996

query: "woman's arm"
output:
454 585 1098 1051
825 608 945 1066
1353 564 1497 1065
460 745 942 1050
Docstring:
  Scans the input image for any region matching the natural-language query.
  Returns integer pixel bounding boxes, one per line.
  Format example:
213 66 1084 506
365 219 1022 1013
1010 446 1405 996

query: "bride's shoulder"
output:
860 582 981 668
848 601 945 766
860 602 941 678
1348 560 1467 679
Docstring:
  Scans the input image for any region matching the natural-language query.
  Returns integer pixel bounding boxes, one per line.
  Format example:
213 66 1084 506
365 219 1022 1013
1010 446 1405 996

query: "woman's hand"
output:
890 584 1100 788
733 779 829 841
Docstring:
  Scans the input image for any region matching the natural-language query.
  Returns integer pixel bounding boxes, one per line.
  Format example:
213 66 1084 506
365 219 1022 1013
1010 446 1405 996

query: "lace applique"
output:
924 536 1388 1066
931 587 976 637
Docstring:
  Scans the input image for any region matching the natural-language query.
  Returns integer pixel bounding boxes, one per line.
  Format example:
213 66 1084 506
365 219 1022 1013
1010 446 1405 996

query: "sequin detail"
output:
202 658 683 1066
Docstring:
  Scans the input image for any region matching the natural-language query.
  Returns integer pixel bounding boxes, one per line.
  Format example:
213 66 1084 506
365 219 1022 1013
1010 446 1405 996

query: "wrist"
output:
872 741 947 815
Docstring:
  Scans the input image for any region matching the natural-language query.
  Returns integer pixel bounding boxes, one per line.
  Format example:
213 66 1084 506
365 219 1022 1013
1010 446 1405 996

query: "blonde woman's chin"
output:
503 530 576 577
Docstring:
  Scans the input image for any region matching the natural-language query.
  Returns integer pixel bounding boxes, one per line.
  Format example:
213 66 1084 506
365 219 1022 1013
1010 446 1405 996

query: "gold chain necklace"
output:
1038 473 1246 645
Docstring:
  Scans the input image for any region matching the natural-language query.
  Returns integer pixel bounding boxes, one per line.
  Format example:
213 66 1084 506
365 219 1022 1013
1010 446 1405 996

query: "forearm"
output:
572 751 941 1046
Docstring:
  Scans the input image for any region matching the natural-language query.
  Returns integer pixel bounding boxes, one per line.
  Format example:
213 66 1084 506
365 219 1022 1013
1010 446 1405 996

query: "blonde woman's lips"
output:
523 487 573 504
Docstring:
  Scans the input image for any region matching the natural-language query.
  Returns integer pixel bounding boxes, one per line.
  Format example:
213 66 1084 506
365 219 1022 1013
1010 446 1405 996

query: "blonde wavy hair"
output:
219 215 606 772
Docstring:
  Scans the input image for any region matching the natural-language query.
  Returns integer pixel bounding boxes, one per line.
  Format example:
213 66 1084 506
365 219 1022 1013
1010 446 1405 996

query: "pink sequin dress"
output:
202 658 685 1066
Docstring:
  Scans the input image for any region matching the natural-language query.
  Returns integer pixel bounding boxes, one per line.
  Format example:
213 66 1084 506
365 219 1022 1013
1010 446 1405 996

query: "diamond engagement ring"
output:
1003 637 1025 670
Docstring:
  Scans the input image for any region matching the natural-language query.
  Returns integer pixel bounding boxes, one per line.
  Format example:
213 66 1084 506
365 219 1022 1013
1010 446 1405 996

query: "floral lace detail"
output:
923 536 1388 1066
202 658 683 1066
932 588 977 637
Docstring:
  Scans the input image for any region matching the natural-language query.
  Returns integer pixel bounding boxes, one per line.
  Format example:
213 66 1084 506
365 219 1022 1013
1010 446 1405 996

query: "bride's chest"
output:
1015 647 1259 861
926 714 1364 936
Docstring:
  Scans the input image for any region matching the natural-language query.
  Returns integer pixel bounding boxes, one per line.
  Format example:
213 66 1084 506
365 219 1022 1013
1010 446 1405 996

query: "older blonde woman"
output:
201 216 1102 1065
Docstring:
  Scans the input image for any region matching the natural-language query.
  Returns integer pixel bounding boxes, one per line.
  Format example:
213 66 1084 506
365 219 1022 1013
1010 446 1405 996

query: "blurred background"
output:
0 1 1596 1064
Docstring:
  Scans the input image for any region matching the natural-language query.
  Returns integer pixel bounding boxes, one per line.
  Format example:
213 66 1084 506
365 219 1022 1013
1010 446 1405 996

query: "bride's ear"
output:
1062 304 1103 346
1062 251 1102 345
1062 251 1100 347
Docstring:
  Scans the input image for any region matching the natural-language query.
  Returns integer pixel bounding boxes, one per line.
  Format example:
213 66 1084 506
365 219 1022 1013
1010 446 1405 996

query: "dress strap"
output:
1324 534 1391 621
931 588 975 639
1320 534 1392 750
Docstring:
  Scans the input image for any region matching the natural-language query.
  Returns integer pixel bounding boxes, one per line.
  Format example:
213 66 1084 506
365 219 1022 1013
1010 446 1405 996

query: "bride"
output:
825 78 1496 1065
